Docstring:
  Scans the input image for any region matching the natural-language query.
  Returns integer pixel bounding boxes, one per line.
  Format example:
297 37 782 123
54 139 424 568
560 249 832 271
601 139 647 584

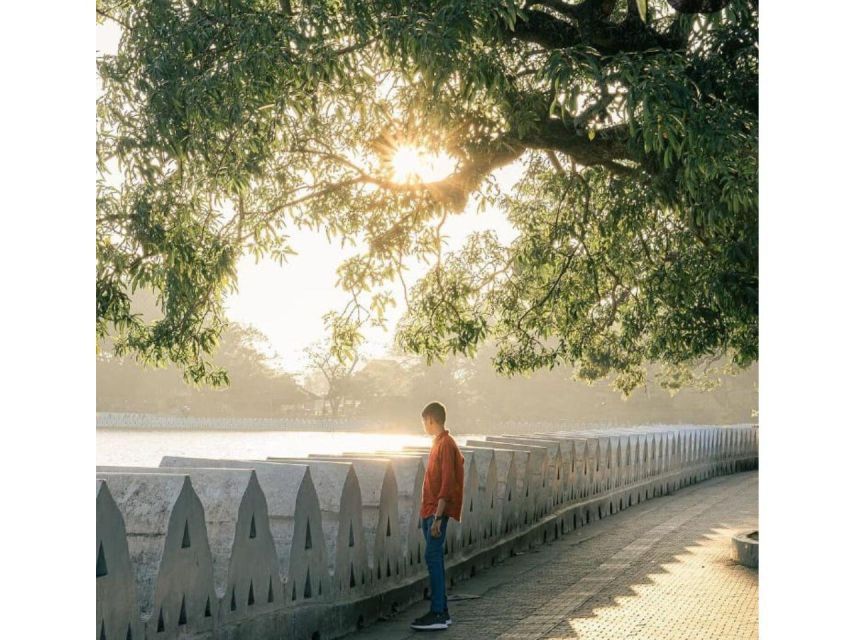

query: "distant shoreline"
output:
96 412 379 432
96 412 754 433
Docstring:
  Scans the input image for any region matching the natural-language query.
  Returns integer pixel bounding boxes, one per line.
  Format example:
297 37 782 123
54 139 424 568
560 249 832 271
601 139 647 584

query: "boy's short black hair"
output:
421 401 447 426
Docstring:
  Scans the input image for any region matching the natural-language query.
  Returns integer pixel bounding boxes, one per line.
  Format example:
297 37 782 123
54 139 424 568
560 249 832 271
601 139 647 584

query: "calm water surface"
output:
96 429 443 467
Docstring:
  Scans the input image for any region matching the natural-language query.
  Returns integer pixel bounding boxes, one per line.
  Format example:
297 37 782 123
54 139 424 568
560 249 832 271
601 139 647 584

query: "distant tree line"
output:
97 323 314 418
339 345 756 429
99 326 756 428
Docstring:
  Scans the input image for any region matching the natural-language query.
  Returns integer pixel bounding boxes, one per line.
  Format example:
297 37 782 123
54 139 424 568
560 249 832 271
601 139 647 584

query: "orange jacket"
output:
420 430 465 521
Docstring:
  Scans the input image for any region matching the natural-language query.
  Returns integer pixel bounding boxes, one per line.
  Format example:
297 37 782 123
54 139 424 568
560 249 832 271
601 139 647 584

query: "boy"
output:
410 401 465 631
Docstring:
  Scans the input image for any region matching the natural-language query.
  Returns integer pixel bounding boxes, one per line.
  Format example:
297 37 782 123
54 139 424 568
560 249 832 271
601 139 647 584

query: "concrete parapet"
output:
545 436 593 501
463 447 499 546
96 472 218 639
481 437 550 524
96 480 144 640
99 466 281 631
329 453 427 579
611 433 635 489
486 436 566 510
466 440 538 529
367 454 424 578
488 448 521 536
305 456 403 591
96 424 757 640
583 435 610 496
265 459 369 601
158 457 330 609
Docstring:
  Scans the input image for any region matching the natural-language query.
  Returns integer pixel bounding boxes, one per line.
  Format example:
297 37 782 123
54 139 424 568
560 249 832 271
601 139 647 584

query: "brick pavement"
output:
349 471 758 640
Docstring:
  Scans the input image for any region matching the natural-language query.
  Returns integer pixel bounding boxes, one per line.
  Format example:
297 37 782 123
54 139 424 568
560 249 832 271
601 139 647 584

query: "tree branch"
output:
530 0 618 21
529 0 581 19
512 10 580 49
514 3 687 56
257 116 633 225
523 119 633 166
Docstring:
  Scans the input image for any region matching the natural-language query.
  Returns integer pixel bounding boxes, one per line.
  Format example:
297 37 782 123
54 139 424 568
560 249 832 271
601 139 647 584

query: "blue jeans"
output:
422 515 449 614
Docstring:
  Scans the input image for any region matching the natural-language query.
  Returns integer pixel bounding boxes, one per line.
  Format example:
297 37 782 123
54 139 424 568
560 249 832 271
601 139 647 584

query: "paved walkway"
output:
351 471 758 640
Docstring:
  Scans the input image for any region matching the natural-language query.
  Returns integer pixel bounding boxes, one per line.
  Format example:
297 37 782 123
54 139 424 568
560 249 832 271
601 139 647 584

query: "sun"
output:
390 144 456 184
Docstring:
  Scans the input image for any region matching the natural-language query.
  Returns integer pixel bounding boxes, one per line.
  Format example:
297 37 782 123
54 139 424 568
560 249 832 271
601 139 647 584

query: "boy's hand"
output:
430 517 442 538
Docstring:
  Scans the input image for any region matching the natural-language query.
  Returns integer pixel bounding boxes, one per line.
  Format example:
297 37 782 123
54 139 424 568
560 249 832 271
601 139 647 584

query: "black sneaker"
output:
443 610 452 626
410 611 448 631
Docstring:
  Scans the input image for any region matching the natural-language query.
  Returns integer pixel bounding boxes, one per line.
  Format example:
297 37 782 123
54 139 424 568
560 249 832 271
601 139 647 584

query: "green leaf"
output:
636 0 648 23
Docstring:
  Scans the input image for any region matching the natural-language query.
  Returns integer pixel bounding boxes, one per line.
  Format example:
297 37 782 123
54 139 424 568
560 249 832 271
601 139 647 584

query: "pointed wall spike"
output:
178 595 187 625
249 514 257 539
305 520 312 550
181 520 191 548
303 569 312 599
96 542 108 577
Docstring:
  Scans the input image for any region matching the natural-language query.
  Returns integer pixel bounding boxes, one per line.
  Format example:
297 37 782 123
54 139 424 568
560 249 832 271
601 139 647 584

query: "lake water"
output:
96 422 709 467
96 429 443 467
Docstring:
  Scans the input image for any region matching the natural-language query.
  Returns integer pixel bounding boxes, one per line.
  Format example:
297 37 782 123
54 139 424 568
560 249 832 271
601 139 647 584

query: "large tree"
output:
97 0 757 391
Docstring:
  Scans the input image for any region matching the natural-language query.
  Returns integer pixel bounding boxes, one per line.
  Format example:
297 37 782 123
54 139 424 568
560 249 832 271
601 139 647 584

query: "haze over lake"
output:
96 429 435 467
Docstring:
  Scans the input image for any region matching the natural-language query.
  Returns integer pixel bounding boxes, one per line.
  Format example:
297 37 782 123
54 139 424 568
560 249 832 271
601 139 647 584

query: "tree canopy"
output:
96 0 757 392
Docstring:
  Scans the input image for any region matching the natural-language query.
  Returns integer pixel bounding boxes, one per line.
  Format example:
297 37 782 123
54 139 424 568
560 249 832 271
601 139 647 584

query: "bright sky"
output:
226 185 521 371
97 21 523 373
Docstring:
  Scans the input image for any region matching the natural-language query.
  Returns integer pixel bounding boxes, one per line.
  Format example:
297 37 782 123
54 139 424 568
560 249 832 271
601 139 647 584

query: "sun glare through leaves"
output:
390 144 456 184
